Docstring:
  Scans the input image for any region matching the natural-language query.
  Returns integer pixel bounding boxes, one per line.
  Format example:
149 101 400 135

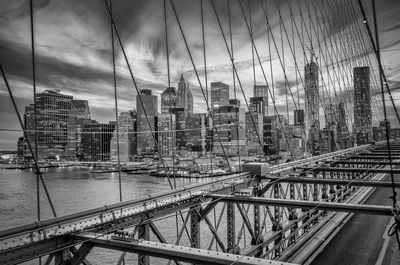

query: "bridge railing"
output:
0 172 253 251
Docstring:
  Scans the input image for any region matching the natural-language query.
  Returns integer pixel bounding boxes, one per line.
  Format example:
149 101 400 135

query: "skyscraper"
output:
253 85 268 116
110 111 136 162
305 54 320 155
161 87 177 114
24 89 73 160
354 66 372 144
294 109 305 125
82 121 115 161
212 105 246 156
136 89 158 155
211 82 229 109
177 75 193 114
158 114 176 158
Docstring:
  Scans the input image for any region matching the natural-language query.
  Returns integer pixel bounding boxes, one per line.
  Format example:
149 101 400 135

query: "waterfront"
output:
0 167 211 264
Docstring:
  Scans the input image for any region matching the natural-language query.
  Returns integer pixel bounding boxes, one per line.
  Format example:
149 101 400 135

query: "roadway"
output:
311 173 400 265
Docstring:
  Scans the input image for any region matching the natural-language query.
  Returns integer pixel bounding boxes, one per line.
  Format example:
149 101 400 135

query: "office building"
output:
211 82 229 109
136 89 158 155
177 75 193 114
82 121 115 161
110 111 136 162
354 66 372 144
305 53 320 155
161 87 177 114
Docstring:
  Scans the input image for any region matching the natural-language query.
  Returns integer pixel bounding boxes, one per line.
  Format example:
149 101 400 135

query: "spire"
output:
180 74 185 82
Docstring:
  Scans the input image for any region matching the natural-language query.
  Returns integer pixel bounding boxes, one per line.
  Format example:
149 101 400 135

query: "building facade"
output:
305 56 320 155
177 75 193 114
158 114 176 158
211 82 229 110
136 89 158 155
161 87 177 114
110 111 136 162
82 122 115 161
354 66 372 144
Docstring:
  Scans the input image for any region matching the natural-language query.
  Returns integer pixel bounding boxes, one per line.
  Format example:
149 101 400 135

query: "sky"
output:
0 0 399 149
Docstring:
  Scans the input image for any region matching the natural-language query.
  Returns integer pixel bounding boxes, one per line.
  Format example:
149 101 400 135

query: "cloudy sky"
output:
0 0 399 149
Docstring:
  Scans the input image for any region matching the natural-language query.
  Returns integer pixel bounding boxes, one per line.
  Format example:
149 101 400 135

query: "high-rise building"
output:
23 90 74 160
82 121 115 161
305 54 320 155
245 111 263 156
170 107 187 151
161 87 177 114
110 111 136 162
253 85 268 116
212 105 246 156
177 75 193 114
354 66 372 144
136 89 158 155
263 116 279 156
185 113 207 154
211 82 229 109
71 100 91 121
157 114 176 158
294 109 305 125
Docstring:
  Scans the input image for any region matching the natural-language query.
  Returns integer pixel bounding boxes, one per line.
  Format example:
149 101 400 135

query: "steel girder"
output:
74 234 298 265
207 195 392 215
263 176 400 188
297 166 400 174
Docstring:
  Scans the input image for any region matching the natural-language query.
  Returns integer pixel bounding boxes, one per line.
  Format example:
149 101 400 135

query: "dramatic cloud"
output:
0 0 399 148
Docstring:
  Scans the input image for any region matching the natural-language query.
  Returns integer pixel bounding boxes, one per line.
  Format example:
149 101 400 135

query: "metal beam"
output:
207 195 392 216
297 167 400 174
263 176 400 188
327 160 400 166
69 243 94 265
74 234 297 265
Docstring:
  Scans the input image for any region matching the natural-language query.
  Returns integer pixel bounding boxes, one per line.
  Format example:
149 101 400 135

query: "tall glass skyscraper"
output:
354 66 372 144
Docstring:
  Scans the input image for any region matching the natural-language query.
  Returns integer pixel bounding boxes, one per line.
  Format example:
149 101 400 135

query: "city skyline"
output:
0 0 400 149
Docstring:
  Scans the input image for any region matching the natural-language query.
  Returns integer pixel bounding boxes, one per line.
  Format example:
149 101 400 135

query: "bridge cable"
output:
109 0 123 204
168 0 233 172
308 0 358 148
103 0 191 241
109 1 125 263
163 0 180 248
29 4 42 252
201 0 218 249
293 0 354 149
356 0 400 125
210 0 290 160
271 0 341 153
371 0 400 249
200 0 214 180
255 0 318 155
228 0 241 171
0 65 57 219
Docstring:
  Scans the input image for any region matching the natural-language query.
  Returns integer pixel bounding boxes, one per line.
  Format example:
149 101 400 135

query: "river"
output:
0 167 243 264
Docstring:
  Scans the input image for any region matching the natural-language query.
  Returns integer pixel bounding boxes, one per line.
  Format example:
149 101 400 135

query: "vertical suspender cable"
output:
228 0 241 171
169 0 233 172
371 1 400 247
163 0 177 189
29 0 41 228
200 0 213 178
109 0 123 203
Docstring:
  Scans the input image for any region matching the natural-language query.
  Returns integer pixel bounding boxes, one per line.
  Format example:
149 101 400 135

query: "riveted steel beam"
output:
263 176 400 188
207 195 392 215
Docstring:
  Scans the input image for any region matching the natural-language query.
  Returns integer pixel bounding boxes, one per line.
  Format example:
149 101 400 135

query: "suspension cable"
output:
169 0 233 172
227 0 241 171
211 0 289 160
109 0 123 203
